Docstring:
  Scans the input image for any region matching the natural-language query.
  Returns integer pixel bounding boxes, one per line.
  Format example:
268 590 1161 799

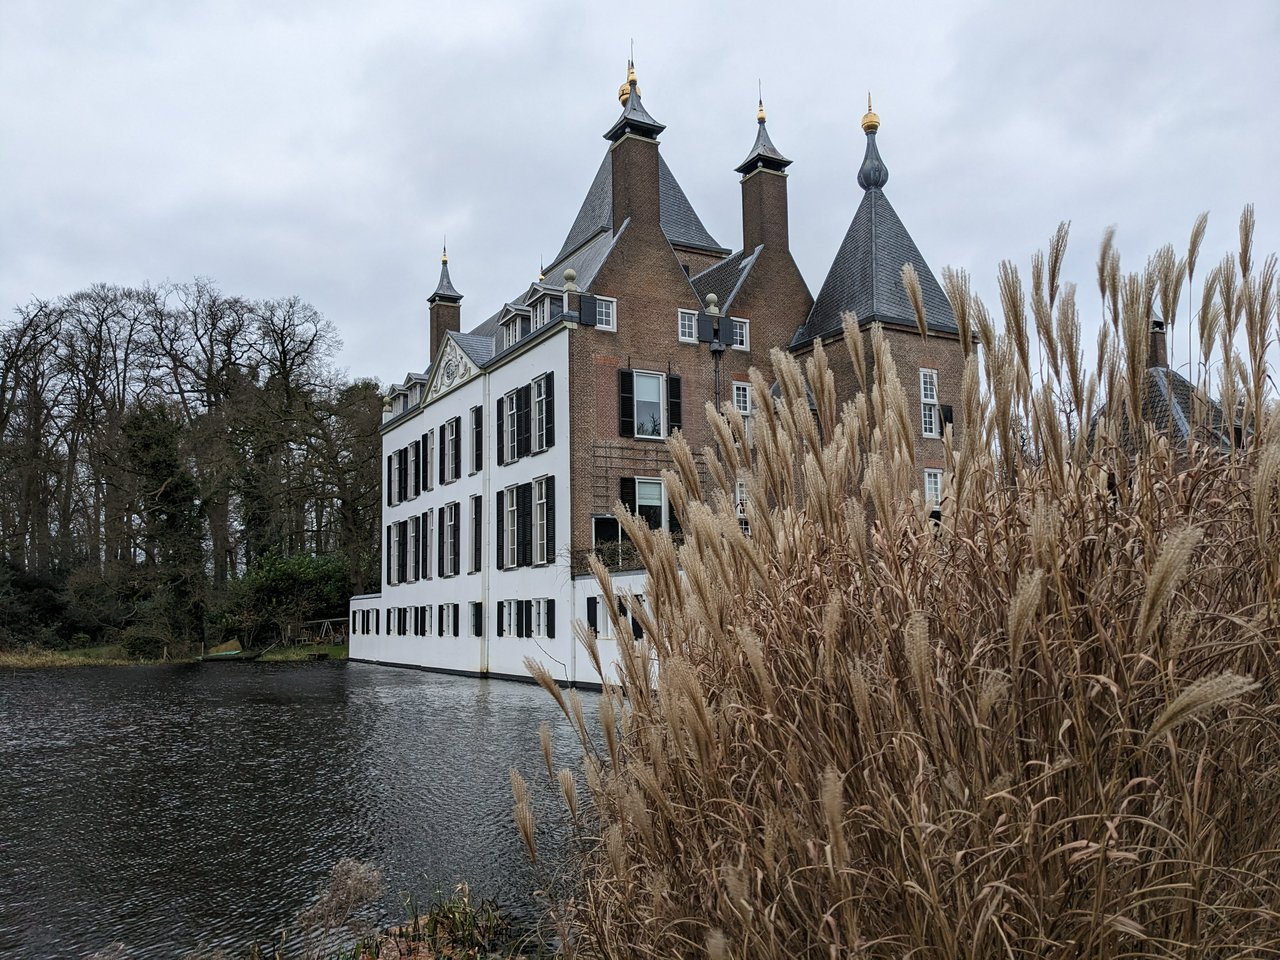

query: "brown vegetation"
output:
518 212 1280 957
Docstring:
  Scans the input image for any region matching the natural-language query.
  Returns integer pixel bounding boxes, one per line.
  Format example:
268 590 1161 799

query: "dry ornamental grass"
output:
517 211 1280 959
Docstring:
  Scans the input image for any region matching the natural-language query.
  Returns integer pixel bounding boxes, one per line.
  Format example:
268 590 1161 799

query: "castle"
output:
349 66 966 685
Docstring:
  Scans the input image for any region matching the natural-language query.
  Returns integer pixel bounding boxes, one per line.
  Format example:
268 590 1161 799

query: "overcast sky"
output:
3 0 1277 388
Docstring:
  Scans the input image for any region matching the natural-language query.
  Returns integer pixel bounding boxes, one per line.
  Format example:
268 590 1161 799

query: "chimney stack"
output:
735 98 793 252
1148 317 1168 369
428 247 462 364
604 61 665 237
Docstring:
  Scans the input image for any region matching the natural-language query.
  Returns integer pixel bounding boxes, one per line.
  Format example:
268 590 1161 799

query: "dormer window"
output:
502 320 518 350
531 297 550 330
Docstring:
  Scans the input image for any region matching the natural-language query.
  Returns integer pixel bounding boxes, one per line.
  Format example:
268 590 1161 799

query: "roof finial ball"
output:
562 268 577 292
705 292 720 316
861 92 880 133
618 60 640 105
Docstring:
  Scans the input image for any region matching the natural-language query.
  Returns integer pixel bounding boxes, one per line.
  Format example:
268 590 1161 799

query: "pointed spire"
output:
857 93 888 191
604 58 665 142
735 93 792 175
429 244 462 303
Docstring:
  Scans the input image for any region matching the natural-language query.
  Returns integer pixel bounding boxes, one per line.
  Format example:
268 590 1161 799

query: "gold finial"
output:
861 92 880 133
618 59 639 105
757 98 766 123
441 240 448 264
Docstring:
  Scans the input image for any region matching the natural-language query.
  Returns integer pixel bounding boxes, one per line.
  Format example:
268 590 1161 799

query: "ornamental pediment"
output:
424 336 477 404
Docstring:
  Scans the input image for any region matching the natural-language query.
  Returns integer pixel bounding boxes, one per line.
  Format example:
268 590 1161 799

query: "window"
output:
633 372 664 438
423 508 433 579
531 297 550 329
533 377 548 452
503 601 516 637
920 369 940 438
502 319 518 349
407 515 419 581
504 485 519 569
424 430 434 491
635 478 665 530
409 441 420 498
924 469 943 507
732 382 751 417
586 594 614 639
595 296 616 331
505 390 519 463
442 417 459 483
388 523 401 585
533 477 549 565
532 598 556 639
442 501 460 577
678 309 697 343
731 317 750 351
736 479 750 534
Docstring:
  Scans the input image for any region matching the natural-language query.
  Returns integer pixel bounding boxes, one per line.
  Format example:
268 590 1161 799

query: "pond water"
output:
0 662 585 958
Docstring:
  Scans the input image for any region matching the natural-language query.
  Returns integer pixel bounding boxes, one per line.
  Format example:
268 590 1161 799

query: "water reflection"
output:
0 663 585 959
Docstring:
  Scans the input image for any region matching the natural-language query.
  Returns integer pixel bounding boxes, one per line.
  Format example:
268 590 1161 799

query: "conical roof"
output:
735 100 791 175
791 111 955 347
428 252 462 303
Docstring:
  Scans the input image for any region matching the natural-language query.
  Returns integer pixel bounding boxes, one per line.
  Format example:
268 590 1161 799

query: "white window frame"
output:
441 603 456 637
443 502 458 577
504 390 519 463
407 442 419 499
732 382 751 417
442 418 458 483
632 370 666 440
736 479 750 534
635 476 667 530
677 309 697 343
502 319 518 349
425 430 434 491
731 317 750 351
407 515 419 581
531 297 550 329
503 601 516 637
594 594 615 640
924 469 943 507
533 377 547 453
533 476 549 565
920 369 940 438
505 484 519 569
595 296 617 332
423 508 433 579
388 523 401 585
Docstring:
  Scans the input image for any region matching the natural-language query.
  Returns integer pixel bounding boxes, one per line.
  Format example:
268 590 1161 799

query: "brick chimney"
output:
735 99 793 252
428 248 462 364
604 62 665 237
1148 317 1168 369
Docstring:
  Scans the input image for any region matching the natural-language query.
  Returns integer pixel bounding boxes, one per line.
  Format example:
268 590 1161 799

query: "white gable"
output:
423 336 478 405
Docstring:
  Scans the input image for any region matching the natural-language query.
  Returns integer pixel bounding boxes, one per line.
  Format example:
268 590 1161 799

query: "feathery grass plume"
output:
524 215 1280 958
1187 211 1209 283
902 262 928 340
1048 220 1071 309
942 266 973 357
1032 249 1059 379
842 310 867 386
1098 224 1117 317
1136 526 1202 642
1240 203 1256 279
1143 673 1259 746
510 769 537 864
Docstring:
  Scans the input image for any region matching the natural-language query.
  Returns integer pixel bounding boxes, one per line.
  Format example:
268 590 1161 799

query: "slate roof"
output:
735 116 791 175
1141 366 1233 446
451 331 494 366
550 153 728 266
791 131 956 348
604 80 666 142
690 245 763 315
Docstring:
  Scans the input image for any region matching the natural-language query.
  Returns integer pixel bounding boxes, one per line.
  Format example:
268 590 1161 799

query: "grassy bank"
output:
258 642 348 663
0 643 144 669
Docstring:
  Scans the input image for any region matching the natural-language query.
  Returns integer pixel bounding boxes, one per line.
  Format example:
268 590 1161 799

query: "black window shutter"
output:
438 605 444 636
496 396 506 466
516 599 525 638
543 374 555 448
472 602 482 636
668 498 682 537
546 599 555 639
495 490 504 569
452 605 459 638
618 370 634 437
472 406 482 470
386 454 393 505
385 525 393 581
397 520 407 580
668 375 682 431
450 507 460 578
398 450 408 501
523 600 533 638
586 596 598 632
452 416 462 479
544 476 556 560
413 440 421 496
438 429 446 486
579 294 597 326
619 476 637 513
518 482 533 567
517 385 532 457
438 507 445 576
472 498 482 572
497 601 504 636
697 311 716 343
424 432 433 490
